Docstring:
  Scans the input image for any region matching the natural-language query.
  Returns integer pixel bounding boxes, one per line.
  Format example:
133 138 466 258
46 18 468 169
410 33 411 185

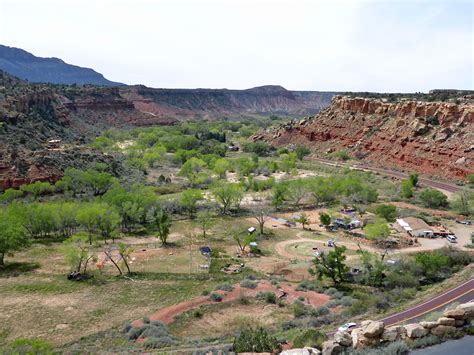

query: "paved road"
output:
311 157 467 194
330 278 474 336
381 278 474 326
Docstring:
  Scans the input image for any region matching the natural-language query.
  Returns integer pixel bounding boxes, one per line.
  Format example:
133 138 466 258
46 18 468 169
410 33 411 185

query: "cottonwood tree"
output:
196 210 214 238
253 208 271 235
154 209 171 245
76 205 100 245
309 245 348 284
232 230 256 255
211 182 243 214
319 212 331 228
179 157 207 187
0 204 29 266
451 190 473 216
96 205 120 244
213 158 231 179
296 213 310 230
364 221 391 247
179 188 204 219
61 235 95 274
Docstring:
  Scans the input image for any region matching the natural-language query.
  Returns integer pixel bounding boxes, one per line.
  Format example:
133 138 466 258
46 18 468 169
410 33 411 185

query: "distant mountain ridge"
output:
0 45 123 86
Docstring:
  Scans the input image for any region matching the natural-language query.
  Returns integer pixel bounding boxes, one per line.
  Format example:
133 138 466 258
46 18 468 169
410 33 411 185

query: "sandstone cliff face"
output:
255 96 474 180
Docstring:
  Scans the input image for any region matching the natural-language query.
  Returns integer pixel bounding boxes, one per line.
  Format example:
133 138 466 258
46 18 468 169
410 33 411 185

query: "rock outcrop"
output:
254 96 474 180
320 301 474 355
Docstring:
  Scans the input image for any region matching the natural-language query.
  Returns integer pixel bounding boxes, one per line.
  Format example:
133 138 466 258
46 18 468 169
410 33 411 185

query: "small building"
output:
333 218 362 230
247 227 256 234
47 139 61 149
396 217 434 238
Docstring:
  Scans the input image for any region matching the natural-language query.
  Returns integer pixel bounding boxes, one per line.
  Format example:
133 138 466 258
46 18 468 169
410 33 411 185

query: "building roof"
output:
400 217 432 232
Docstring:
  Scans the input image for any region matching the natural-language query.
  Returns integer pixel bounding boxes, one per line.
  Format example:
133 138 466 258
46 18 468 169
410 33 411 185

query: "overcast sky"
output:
0 0 472 92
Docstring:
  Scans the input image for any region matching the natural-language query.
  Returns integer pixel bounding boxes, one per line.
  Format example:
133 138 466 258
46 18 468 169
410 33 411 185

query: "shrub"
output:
324 287 339 296
293 302 309 318
382 341 410 354
215 283 234 292
293 329 327 349
311 306 330 317
10 338 53 354
408 335 441 349
256 292 276 304
233 327 281 353
240 279 258 289
340 296 355 307
238 295 250 305
142 336 177 349
201 290 210 296
326 299 341 308
209 293 223 302
143 316 150 324
193 309 203 318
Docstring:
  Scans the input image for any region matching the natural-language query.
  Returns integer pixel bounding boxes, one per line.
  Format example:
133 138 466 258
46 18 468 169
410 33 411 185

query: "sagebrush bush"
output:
256 292 276 304
240 279 258 289
215 283 234 292
293 301 309 318
201 290 210 296
193 309 203 318
408 335 441 349
312 306 330 317
340 296 355 307
324 287 339 296
209 292 223 302
292 329 327 349
142 336 177 349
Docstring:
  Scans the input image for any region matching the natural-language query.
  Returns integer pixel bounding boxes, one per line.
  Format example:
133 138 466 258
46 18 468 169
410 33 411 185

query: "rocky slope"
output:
0 71 169 190
254 95 474 180
0 45 123 86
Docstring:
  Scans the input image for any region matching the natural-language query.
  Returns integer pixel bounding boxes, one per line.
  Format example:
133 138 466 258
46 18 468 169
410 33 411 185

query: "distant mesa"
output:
0 44 123 86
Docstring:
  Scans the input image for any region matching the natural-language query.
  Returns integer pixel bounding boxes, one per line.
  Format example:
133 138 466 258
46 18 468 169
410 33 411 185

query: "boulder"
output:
437 317 456 326
381 325 403 342
455 156 466 165
361 320 385 338
281 347 321 355
455 319 465 327
321 340 343 355
334 331 352 347
404 323 428 339
443 308 466 320
351 329 379 349
431 325 457 337
458 302 474 319
420 321 439 329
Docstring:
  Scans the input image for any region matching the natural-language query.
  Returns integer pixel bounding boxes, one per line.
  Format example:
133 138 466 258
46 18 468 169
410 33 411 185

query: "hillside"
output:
0 45 123 86
254 95 474 180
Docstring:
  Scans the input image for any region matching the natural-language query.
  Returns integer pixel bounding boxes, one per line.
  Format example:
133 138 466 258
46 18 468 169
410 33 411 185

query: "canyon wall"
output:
255 95 474 180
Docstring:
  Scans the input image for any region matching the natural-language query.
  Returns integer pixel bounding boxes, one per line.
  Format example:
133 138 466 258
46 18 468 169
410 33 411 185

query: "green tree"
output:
76 204 100 245
60 234 94 273
0 188 25 204
309 245 348 284
196 210 214 238
400 179 414 198
409 173 419 187
154 209 171 245
364 221 391 244
286 179 308 207
296 213 310 230
95 205 120 243
19 181 54 200
419 188 449 208
0 204 29 266
271 183 288 210
356 250 387 287
211 182 243 214
213 158 231 179
179 157 207 187
295 145 311 160
233 231 257 255
374 204 397 222
451 190 474 216
414 252 449 280
319 212 331 227
280 153 297 174
180 189 204 219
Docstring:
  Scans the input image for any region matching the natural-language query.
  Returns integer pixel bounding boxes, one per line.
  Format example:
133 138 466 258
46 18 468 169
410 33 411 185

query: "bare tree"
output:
253 208 271 235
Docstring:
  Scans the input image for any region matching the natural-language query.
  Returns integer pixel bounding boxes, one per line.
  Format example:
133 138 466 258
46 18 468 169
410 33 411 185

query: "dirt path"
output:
131 280 329 327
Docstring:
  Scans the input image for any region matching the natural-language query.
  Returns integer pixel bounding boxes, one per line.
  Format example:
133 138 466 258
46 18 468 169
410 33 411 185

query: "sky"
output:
0 0 472 92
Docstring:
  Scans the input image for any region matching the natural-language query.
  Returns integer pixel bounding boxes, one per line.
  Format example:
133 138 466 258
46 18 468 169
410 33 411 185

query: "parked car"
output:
447 235 457 243
338 322 357 332
456 220 472 225
327 240 335 247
